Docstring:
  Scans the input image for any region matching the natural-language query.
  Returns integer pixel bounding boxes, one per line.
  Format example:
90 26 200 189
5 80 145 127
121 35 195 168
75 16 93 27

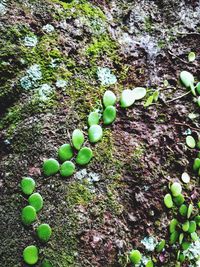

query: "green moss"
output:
144 16 154 33
67 181 93 206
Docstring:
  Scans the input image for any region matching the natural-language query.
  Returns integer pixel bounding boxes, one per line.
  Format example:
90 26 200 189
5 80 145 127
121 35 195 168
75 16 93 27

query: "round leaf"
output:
188 221 196 233
169 231 178 245
170 182 182 197
182 220 189 232
129 250 141 264
180 71 194 88
60 161 75 177
103 90 116 107
58 144 73 162
88 125 103 143
23 245 39 265
88 111 99 126
191 232 198 241
21 177 35 195
103 106 116 125
21 205 37 225
181 172 190 184
188 52 196 62
193 158 200 171
28 193 43 212
76 147 93 165
72 129 84 150
132 87 146 100
173 194 185 206
120 89 135 108
169 218 178 233
186 135 196 148
43 158 60 176
164 193 173 208
182 241 191 251
37 223 52 242
179 204 188 217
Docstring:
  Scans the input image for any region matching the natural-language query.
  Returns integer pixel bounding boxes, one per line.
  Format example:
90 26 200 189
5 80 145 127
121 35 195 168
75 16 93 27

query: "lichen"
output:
141 236 158 252
42 24 55 33
97 67 117 86
23 35 38 47
20 64 42 90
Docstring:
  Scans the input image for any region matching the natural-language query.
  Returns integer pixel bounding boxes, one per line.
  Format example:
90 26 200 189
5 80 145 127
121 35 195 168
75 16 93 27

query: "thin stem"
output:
165 91 191 103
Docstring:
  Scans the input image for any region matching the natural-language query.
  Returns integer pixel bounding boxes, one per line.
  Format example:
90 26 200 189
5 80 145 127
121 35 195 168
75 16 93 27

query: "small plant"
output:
58 144 73 162
76 147 93 165
103 106 116 125
43 158 60 176
23 245 39 265
129 249 142 264
88 125 103 143
21 205 37 225
180 71 195 95
60 161 75 177
72 129 85 150
170 182 182 197
120 89 135 108
21 177 35 195
88 111 100 126
186 135 196 148
103 90 116 107
37 223 52 242
28 193 43 212
164 193 173 208
188 52 196 62
156 239 165 252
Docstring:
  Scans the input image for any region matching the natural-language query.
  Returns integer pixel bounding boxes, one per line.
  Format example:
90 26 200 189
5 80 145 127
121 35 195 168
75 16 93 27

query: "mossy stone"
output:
60 161 75 177
37 223 52 242
88 111 99 126
129 250 141 264
21 205 37 225
43 158 60 176
88 125 103 143
58 144 73 162
164 193 173 208
120 89 135 108
103 106 116 125
28 193 43 212
103 90 116 107
23 245 39 265
76 147 93 165
21 177 35 195
72 129 84 150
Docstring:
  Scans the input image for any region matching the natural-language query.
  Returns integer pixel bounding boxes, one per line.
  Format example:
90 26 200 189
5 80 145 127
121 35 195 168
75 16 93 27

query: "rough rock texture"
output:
0 0 200 266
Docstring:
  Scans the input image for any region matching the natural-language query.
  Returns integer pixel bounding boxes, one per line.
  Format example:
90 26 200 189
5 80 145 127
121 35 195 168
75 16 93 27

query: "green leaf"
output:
37 223 52 242
58 144 73 162
182 241 191 251
103 106 116 125
76 147 93 165
188 221 196 233
187 203 193 219
170 182 182 197
169 218 178 233
88 125 103 143
129 250 141 264
169 231 179 245
21 205 37 225
153 90 159 101
191 232 198 241
188 52 196 62
60 161 75 177
173 194 185 206
197 96 200 107
72 129 84 150
21 177 35 195
156 239 165 252
196 82 200 95
132 87 146 100
144 95 154 107
23 245 39 265
180 71 194 88
193 158 200 171
28 193 43 212
179 204 188 217
182 220 189 232
103 90 116 107
120 89 135 108
88 111 100 126
41 259 53 267
146 260 154 267
179 233 184 244
164 193 173 208
186 135 196 148
43 158 60 176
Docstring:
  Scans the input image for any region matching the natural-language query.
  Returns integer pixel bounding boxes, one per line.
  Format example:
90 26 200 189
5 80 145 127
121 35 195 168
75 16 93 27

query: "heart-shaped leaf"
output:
23 245 39 265
72 129 84 150
88 111 100 126
103 106 116 125
120 89 135 108
76 147 93 165
88 125 103 143
103 90 116 107
132 87 146 100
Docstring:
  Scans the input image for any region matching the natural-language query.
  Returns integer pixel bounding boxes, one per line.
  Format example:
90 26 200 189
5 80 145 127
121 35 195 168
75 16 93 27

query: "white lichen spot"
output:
135 255 151 267
0 1 7 16
183 239 200 265
42 24 55 33
97 67 117 86
20 64 42 90
141 236 158 252
24 36 38 47
74 169 100 182
56 79 67 88
38 84 54 101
